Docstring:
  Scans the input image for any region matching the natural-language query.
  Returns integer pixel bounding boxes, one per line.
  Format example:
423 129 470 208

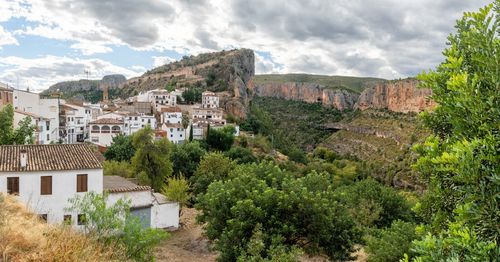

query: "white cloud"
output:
0 25 18 47
0 55 143 92
152 56 177 67
3 0 493 79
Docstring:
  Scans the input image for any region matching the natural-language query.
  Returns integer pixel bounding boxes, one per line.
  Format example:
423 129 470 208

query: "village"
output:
0 81 239 231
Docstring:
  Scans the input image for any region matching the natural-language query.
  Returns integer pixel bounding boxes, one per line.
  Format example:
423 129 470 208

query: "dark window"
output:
77 174 88 192
7 177 19 195
64 215 72 225
77 214 86 225
40 176 52 195
39 214 48 222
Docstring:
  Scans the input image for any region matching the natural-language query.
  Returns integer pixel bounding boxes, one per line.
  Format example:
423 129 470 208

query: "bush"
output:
365 220 417 262
103 161 134 178
191 152 236 196
225 146 257 164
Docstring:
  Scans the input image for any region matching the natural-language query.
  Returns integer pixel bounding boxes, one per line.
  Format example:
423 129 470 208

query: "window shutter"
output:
77 174 88 192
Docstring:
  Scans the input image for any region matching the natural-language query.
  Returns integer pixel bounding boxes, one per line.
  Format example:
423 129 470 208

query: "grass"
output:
0 193 127 262
254 74 386 94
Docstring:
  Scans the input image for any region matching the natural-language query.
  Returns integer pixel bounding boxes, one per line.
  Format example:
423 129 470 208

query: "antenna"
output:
84 70 91 80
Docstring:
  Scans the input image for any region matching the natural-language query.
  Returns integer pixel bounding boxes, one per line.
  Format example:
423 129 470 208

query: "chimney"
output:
20 149 27 168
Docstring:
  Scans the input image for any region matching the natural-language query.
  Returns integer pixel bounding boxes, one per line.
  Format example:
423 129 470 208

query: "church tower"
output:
103 85 109 103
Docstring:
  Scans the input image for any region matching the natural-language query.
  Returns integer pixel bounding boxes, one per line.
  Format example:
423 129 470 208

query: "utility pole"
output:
84 70 90 80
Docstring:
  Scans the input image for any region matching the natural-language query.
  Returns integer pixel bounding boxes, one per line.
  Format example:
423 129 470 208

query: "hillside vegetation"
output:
0 193 125 261
254 74 385 93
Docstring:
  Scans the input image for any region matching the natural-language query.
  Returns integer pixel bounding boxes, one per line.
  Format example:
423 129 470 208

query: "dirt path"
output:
155 208 217 262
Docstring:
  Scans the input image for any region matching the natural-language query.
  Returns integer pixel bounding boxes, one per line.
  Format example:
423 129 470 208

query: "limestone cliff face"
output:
355 79 435 113
251 79 434 113
250 82 358 110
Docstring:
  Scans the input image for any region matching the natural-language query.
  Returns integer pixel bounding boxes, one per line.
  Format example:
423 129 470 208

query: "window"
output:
64 215 72 225
77 174 88 192
39 214 48 222
7 177 19 195
47 134 50 141
40 176 52 195
77 214 86 225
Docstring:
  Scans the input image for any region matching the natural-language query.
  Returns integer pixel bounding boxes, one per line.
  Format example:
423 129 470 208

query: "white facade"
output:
192 108 225 122
123 114 156 135
89 119 124 147
61 103 93 144
161 123 185 144
0 169 103 227
150 90 176 112
160 109 182 124
202 91 219 109
14 111 51 144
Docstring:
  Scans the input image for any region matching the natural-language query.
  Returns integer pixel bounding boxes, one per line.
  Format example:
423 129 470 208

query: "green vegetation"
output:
365 220 417 262
182 87 202 104
242 97 343 154
407 3 500 260
0 104 36 145
103 134 135 162
206 125 236 151
254 74 385 93
191 152 236 196
102 160 134 178
162 176 191 209
171 141 207 178
66 192 168 261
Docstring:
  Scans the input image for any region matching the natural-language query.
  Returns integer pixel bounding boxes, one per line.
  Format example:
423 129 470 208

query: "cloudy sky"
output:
0 0 491 92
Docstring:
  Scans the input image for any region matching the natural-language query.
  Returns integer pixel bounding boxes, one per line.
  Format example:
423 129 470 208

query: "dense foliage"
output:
196 162 361 261
410 2 499 260
103 134 135 162
171 141 207 178
191 152 236 196
365 220 417 262
206 125 236 151
0 104 36 145
66 192 168 261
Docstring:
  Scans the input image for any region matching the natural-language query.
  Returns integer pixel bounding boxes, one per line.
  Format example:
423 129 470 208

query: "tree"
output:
0 104 14 145
189 124 193 142
171 141 206 178
206 125 236 151
131 126 174 191
12 116 35 145
191 152 236 196
104 134 135 162
162 176 191 209
409 2 499 259
224 146 257 164
181 113 190 129
103 160 134 178
66 192 168 261
196 162 360 261
365 220 417 262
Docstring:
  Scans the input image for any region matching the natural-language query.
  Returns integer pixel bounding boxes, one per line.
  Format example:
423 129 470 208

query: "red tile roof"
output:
89 118 124 125
103 176 151 193
0 144 103 172
160 106 182 113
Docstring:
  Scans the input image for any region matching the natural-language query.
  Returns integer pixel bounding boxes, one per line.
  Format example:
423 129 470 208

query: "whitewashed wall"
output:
106 190 152 208
151 202 179 229
0 169 103 228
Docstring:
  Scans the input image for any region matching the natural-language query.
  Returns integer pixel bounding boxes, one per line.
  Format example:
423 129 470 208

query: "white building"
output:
0 144 103 228
89 118 124 147
160 123 185 144
60 103 93 143
13 110 51 145
202 91 219 109
123 113 156 135
12 89 59 143
104 176 179 229
192 107 225 123
160 106 183 124
150 90 176 113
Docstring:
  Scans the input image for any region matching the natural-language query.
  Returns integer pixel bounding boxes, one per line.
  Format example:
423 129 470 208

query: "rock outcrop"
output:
250 82 358 110
355 79 435 113
251 78 435 113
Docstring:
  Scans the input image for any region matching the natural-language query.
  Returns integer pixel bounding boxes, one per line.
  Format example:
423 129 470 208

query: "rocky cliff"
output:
250 82 358 110
119 49 254 118
355 79 435 113
251 78 434 113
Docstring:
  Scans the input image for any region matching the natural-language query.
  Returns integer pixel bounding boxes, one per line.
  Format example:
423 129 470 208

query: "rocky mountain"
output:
119 49 254 118
41 74 127 103
251 76 434 113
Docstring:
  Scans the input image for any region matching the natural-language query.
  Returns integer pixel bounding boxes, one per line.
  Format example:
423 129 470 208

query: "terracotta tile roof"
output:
0 144 103 172
160 106 182 113
162 123 184 128
103 176 151 193
89 118 124 125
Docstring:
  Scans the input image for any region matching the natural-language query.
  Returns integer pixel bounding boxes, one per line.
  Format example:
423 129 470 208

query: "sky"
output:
0 0 492 92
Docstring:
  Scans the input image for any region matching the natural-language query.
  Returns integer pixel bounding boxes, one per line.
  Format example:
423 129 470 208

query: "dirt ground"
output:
154 208 367 262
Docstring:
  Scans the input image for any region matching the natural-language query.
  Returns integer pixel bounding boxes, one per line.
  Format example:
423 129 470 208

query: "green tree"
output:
206 125 236 151
171 141 206 178
66 192 168 261
162 176 191 209
196 162 360 261
365 220 417 262
103 160 134 178
182 113 190 129
413 1 499 243
131 126 174 191
104 134 135 162
191 152 236 196
0 104 14 144
224 146 257 164
189 124 193 141
408 3 500 260
12 116 35 145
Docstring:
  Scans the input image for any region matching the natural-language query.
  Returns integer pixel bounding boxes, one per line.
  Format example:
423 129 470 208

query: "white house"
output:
14 110 51 145
123 113 156 135
161 123 185 144
150 90 176 113
60 103 93 143
0 144 103 228
201 91 219 109
192 107 225 123
104 176 179 229
89 118 124 147
160 106 183 124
